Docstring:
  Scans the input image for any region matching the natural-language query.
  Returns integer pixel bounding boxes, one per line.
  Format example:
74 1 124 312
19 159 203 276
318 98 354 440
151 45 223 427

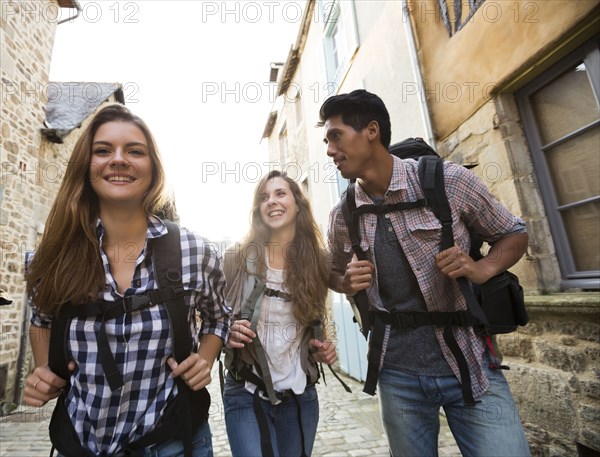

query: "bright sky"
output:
50 0 303 243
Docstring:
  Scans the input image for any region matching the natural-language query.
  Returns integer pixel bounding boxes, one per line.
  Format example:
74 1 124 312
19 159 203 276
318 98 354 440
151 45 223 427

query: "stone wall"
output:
0 0 63 408
436 95 558 293
500 295 600 456
436 96 600 455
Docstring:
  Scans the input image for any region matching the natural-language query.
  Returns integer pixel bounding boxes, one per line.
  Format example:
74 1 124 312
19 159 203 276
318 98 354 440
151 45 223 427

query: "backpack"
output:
46 221 209 457
390 138 527 334
221 256 351 457
339 138 528 404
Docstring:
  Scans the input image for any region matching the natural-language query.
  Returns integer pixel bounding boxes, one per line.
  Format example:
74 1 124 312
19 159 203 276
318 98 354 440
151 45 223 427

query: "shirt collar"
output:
354 155 408 206
95 215 168 243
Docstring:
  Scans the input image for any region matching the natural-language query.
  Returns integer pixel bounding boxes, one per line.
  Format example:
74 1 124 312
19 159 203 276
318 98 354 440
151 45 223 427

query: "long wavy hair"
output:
239 170 329 327
27 103 176 314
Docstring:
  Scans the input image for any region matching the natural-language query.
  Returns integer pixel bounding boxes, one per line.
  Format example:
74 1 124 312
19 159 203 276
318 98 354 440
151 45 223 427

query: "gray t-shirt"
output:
372 196 453 376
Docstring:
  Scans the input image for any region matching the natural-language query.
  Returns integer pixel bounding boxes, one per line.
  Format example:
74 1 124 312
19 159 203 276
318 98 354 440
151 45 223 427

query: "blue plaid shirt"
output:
29 217 231 455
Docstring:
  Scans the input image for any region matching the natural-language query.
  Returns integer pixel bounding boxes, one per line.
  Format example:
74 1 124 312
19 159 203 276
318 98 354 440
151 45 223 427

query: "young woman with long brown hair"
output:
23 103 230 456
222 170 336 457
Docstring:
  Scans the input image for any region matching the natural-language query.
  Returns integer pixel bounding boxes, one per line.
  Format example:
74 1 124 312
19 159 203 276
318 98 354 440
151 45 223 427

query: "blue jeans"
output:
144 420 213 457
223 376 319 457
379 355 531 457
57 422 213 457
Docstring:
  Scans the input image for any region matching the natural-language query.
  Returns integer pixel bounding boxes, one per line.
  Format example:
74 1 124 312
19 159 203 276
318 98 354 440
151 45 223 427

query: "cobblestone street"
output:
0 366 461 457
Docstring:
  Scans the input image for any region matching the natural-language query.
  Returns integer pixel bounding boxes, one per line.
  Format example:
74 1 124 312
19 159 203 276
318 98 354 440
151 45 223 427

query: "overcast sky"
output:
50 0 303 243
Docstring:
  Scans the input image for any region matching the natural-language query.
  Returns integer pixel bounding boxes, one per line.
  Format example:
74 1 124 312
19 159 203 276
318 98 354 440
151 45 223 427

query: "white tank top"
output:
245 260 307 398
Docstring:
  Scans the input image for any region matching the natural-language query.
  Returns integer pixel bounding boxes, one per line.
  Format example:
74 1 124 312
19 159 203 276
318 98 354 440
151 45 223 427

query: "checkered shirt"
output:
29 216 231 455
328 156 527 399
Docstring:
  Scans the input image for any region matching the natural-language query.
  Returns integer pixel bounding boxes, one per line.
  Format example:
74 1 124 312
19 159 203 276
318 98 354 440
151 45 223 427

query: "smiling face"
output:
323 114 373 180
89 121 153 210
259 177 299 235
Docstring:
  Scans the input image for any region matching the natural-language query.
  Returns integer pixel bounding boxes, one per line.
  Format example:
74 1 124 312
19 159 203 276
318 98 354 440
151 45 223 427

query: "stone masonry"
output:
437 95 600 456
1 0 63 410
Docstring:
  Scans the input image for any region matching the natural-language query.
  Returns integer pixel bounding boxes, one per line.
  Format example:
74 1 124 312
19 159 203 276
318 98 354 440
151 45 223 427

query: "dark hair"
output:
317 89 392 148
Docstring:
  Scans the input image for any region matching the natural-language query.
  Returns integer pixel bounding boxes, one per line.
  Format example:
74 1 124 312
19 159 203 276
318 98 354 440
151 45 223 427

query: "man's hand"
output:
340 255 375 296
435 245 492 285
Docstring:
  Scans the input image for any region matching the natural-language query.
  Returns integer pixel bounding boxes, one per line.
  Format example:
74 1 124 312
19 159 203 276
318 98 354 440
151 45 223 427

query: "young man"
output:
320 89 531 456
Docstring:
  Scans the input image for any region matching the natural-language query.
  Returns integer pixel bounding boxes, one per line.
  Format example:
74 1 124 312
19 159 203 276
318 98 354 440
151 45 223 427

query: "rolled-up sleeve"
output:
195 238 231 343
445 162 527 242
327 203 353 274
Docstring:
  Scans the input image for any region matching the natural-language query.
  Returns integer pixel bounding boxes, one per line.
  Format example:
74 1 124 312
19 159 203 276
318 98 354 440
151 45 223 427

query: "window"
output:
437 0 486 36
517 38 600 289
321 0 359 92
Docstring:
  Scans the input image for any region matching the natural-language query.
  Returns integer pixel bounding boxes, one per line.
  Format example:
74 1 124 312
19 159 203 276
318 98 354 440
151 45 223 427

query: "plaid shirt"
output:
30 216 231 455
328 156 527 398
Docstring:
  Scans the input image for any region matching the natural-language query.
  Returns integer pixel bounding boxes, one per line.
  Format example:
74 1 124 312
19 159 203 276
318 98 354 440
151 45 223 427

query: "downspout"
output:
58 0 82 24
12 256 31 406
401 0 435 147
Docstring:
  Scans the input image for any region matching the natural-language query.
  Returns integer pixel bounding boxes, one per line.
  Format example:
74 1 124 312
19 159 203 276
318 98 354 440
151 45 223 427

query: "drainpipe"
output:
12 251 34 406
58 0 82 24
401 0 435 147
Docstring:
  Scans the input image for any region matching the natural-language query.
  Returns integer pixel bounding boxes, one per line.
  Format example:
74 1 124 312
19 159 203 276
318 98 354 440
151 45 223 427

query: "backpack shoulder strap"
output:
341 184 367 261
152 221 190 363
152 220 199 457
235 259 279 404
418 156 454 250
340 184 371 339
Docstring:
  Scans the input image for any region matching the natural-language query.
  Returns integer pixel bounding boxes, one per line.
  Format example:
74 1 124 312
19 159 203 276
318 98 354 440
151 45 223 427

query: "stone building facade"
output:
1 0 63 410
262 0 600 454
0 0 123 410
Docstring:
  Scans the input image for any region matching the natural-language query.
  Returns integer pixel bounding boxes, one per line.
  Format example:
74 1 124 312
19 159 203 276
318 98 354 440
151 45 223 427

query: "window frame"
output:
516 37 600 289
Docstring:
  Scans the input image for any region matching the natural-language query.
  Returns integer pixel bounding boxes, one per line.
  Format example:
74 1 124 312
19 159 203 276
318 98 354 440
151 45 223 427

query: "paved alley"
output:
0 366 461 457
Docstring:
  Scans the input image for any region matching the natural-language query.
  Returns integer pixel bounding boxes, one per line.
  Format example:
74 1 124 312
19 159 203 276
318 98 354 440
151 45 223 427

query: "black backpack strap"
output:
341 185 387 396
311 321 352 393
48 305 73 384
418 156 490 405
340 184 372 339
417 156 488 326
151 220 197 457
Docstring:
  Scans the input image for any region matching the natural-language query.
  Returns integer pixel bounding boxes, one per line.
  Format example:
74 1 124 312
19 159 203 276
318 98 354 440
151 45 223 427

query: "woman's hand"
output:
167 354 211 391
226 319 256 349
22 363 72 407
309 339 337 365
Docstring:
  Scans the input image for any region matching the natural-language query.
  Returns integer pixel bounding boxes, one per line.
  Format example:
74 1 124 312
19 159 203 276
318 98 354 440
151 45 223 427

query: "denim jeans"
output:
223 376 319 457
378 353 531 457
144 420 213 457
57 421 213 457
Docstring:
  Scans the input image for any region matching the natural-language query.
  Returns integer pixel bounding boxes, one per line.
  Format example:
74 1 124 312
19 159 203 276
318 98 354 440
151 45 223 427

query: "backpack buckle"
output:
122 294 151 313
393 313 418 328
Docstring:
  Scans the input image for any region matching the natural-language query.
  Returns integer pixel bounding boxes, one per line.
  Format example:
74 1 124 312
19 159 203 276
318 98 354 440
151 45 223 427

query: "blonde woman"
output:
23 104 230 457
223 170 336 457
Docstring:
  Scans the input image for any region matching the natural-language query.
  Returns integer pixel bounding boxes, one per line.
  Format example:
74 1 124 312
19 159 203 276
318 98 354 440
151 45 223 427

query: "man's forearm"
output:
479 232 529 279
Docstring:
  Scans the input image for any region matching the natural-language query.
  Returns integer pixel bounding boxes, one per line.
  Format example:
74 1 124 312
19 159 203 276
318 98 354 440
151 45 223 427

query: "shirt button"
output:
385 214 390 219
133 279 141 288
388 227 393 232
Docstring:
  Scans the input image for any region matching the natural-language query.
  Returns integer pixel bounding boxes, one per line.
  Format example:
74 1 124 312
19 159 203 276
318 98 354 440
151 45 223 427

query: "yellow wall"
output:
410 0 600 139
